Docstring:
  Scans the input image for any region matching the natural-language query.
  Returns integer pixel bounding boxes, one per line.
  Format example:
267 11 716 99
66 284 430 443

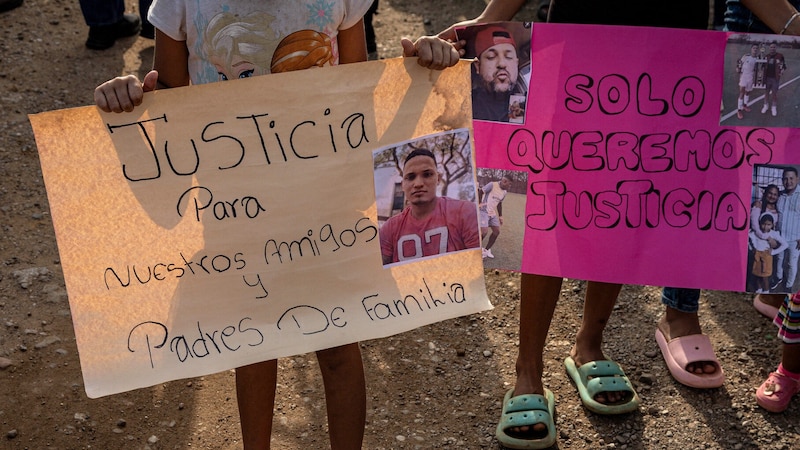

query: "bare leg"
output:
571 281 624 403
316 343 366 450
657 307 717 375
757 293 785 309
236 359 278 450
782 343 800 374
515 273 560 396
485 225 501 250
511 273 561 435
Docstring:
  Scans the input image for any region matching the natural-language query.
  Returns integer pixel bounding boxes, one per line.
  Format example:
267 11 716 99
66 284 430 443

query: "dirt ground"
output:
1 0 799 449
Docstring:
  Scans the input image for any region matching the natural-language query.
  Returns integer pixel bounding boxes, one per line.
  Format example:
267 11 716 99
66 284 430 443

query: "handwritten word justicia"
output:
104 108 370 182
526 180 747 232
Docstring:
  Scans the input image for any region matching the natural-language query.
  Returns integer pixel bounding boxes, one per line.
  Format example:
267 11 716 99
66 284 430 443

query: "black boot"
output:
140 21 155 39
0 0 23 13
86 13 142 50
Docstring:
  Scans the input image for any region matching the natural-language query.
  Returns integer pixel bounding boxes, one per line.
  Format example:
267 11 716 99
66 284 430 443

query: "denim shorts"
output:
661 287 700 313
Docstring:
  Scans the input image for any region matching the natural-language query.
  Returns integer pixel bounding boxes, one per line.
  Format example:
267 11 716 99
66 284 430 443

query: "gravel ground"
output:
1 0 798 449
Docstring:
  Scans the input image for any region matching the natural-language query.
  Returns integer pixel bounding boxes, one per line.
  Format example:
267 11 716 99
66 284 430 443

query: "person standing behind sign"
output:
725 0 800 414
94 1 373 449
403 0 726 447
725 0 800 332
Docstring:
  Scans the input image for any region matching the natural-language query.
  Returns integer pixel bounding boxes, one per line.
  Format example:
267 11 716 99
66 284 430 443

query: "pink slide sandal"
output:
752 295 781 320
655 328 725 389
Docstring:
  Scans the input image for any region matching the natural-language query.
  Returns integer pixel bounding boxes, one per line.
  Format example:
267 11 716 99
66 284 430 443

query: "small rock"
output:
12 267 51 289
6 429 18 439
396 435 406 442
34 335 61 349
148 435 158 444
0 357 13 370
74 412 89 421
116 419 126 428
483 350 493 357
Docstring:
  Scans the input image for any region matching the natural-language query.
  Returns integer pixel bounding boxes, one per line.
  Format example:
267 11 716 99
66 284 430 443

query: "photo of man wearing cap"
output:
461 23 531 123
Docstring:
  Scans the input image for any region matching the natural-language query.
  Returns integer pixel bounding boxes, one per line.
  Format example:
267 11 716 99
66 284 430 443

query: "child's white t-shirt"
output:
148 0 373 84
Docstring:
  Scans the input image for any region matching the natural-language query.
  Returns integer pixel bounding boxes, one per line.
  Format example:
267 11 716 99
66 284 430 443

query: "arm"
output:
462 202 482 249
338 18 368 64
780 54 787 77
771 231 790 255
741 0 800 35
438 0 527 41
497 201 503 224
94 30 189 113
379 219 395 265
403 0 526 69
152 30 191 88
401 36 463 69
479 183 492 207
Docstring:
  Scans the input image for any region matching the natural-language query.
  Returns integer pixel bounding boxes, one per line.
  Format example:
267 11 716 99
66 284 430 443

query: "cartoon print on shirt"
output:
203 9 334 81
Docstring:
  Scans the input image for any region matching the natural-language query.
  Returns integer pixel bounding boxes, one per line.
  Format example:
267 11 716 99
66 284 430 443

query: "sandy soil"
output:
1 0 798 449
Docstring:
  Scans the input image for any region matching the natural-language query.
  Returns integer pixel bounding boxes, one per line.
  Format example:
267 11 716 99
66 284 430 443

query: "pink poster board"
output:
471 23 800 292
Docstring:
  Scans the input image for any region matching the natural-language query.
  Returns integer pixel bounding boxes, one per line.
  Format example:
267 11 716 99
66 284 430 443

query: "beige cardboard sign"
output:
29 58 491 398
